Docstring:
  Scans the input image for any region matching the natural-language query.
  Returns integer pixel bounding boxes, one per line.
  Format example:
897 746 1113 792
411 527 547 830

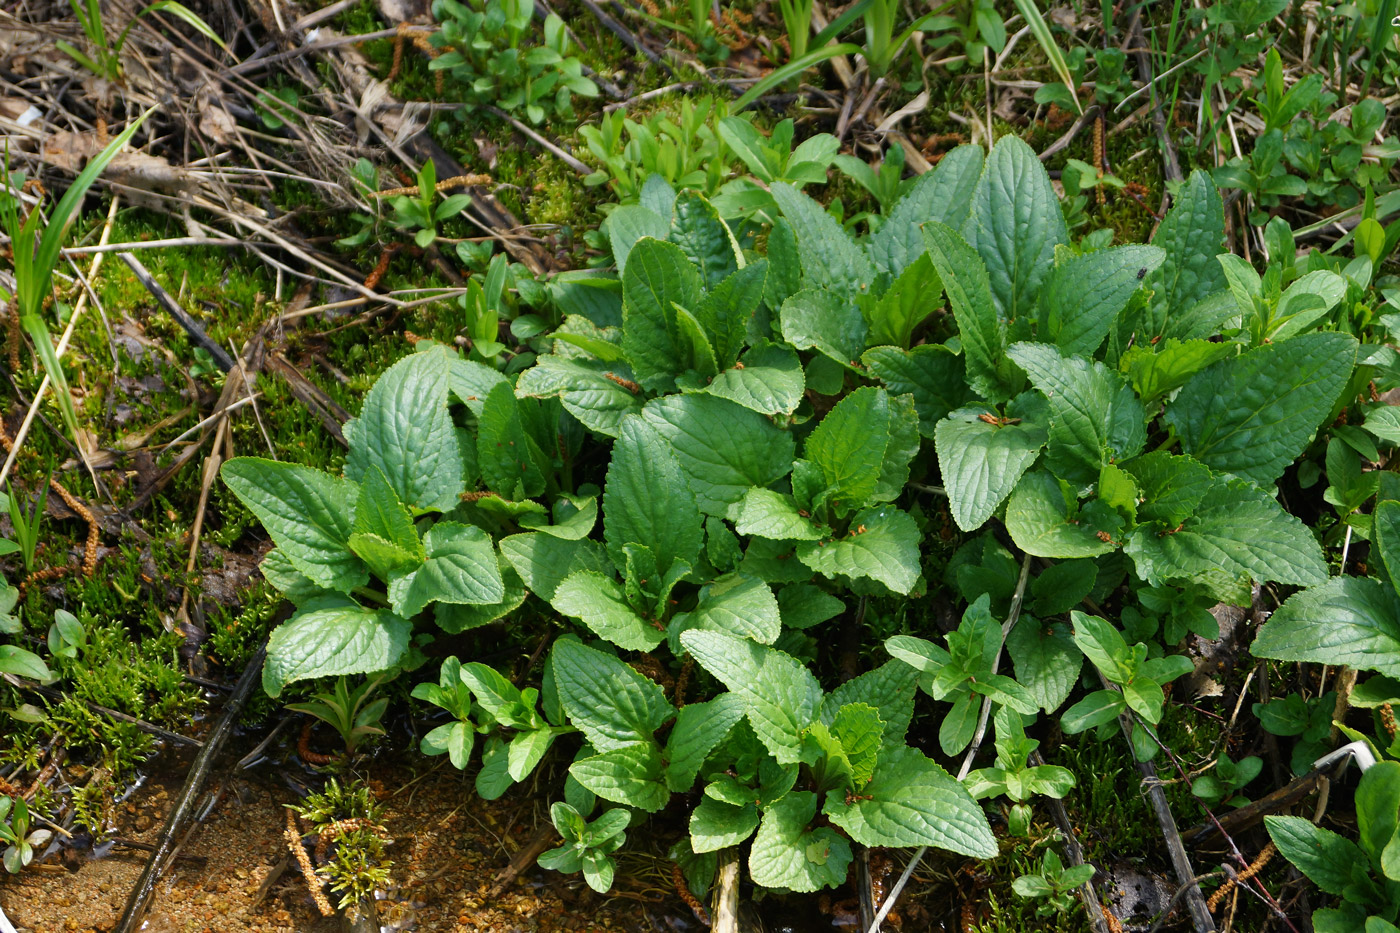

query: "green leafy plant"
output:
537 802 629 893
579 99 743 203
3 481 46 574
429 0 598 125
965 707 1075 835
1190 752 1261 807
0 796 50 874
286 675 390 756
290 778 392 910
1012 848 1096 916
1266 760 1400 930
388 160 471 249
0 111 152 451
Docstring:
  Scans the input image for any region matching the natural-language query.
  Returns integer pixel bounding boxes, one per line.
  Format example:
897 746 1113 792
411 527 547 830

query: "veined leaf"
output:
770 182 875 300
346 347 464 512
1253 576 1400 677
387 522 504 618
863 345 969 437
963 136 1067 322
868 145 983 277
935 405 1047 531
1148 171 1228 334
796 506 922 594
263 597 410 697
1166 331 1357 485
781 287 868 368
515 355 643 438
1040 244 1164 357
923 222 1011 401
603 416 704 578
621 237 703 393
222 459 366 591
702 341 804 416
550 638 674 750
641 394 794 517
749 791 853 892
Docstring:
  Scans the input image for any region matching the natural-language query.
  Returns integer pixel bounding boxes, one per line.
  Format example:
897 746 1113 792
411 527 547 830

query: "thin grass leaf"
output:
1009 0 1081 114
733 43 861 110
116 1 231 56
18 315 81 444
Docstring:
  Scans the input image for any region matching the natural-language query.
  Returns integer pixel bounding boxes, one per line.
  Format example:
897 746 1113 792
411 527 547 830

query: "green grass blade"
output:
810 0 871 48
1009 0 1081 114
18 313 81 446
733 43 862 110
31 106 155 319
117 1 231 56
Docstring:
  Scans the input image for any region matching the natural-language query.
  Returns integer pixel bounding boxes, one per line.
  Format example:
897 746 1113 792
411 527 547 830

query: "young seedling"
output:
1012 849 1096 917
537 802 630 893
287 675 390 756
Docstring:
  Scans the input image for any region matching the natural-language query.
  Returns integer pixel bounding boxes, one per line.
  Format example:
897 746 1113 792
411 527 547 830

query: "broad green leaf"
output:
1070 611 1132 683
1265 815 1362 896
819 661 918 747
621 238 704 393
1041 244 1164 357
570 743 670 811
515 355 643 438
499 533 611 601
1166 331 1357 485
436 555 528 633
935 405 1047 531
865 253 940 349
259 548 334 605
552 571 666 651
641 394 795 517
476 382 549 499
348 532 420 581
508 728 556 781
796 506 922 594
550 638 674 750
963 136 1067 321
603 416 704 577
607 204 669 275
923 222 1009 401
669 190 740 288
1060 689 1126 732
1006 618 1080 712
872 392 921 503
862 345 969 437
824 746 997 857
806 387 891 506
1121 451 1214 528
777 584 844 630
682 573 782 644
1125 476 1327 588
1148 170 1228 331
770 182 875 300
665 694 747 791
1376 500 1400 595
1363 406 1400 446
1008 342 1146 487
519 495 599 540
222 459 366 591
690 797 761 852
1355 760 1400 866
702 341 804 416
353 466 422 559
0 645 50 682
735 488 825 541
674 305 719 378
449 357 509 414
345 347 464 512
1005 471 1118 558
388 522 504 618
1120 338 1236 405
694 262 766 368
262 597 410 697
806 703 883 789
781 287 868 368
868 144 983 277
749 791 853 892
421 721 473 768
1253 576 1400 678
680 630 823 765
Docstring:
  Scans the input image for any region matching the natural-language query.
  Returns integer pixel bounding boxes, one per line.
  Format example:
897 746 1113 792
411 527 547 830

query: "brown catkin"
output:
672 862 710 926
297 720 340 767
286 809 335 917
1382 702 1397 742
1207 842 1276 912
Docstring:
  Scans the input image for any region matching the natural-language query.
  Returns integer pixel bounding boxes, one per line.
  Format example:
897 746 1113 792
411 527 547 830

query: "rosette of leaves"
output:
543 633 996 894
910 136 1344 608
429 0 598 125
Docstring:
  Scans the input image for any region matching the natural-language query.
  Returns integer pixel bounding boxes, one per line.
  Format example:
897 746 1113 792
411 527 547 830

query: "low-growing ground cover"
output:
0 0 1396 929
